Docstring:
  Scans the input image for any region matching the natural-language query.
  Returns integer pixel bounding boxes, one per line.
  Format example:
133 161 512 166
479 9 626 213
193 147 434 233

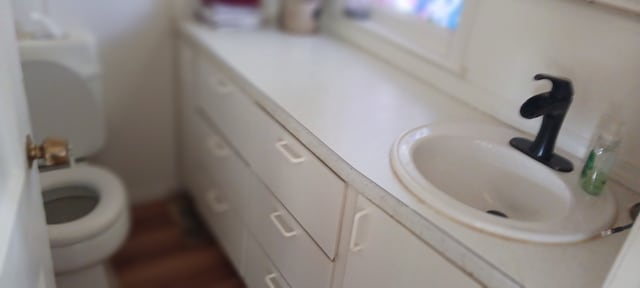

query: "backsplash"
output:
326 0 640 193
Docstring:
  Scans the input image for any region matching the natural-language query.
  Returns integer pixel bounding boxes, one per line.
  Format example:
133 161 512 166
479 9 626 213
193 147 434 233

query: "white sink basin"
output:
391 123 617 243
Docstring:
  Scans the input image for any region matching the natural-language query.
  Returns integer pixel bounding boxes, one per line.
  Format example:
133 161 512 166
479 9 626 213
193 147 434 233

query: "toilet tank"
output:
19 30 106 158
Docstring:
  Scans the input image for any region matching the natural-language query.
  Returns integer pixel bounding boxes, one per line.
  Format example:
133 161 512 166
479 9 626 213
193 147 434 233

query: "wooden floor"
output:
111 196 245 288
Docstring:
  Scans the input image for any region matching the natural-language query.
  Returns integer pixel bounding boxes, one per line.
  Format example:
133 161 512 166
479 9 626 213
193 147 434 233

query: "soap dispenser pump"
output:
510 74 574 172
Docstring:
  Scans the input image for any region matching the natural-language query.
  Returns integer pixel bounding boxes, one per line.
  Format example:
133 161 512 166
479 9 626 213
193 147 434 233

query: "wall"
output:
326 0 640 192
12 0 180 203
172 0 200 21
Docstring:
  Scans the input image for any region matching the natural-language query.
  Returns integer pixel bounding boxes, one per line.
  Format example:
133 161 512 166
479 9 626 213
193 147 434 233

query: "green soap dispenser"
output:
580 112 624 196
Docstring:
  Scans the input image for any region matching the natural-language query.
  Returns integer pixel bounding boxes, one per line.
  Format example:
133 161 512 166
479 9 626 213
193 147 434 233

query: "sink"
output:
391 123 617 243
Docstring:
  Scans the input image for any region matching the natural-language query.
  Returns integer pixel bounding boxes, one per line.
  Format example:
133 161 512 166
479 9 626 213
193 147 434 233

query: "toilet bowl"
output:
19 30 131 288
41 164 129 288
42 164 129 271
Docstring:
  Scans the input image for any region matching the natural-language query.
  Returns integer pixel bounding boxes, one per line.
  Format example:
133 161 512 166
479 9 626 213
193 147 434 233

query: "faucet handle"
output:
534 74 574 101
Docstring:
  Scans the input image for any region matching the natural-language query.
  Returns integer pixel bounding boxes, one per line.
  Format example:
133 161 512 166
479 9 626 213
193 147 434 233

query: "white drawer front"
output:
191 112 249 275
196 58 265 163
195 111 248 222
246 171 333 288
194 185 246 276
245 236 292 288
244 110 346 259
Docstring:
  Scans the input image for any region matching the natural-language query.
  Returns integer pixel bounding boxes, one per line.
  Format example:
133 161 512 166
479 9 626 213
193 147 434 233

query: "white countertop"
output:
180 22 639 288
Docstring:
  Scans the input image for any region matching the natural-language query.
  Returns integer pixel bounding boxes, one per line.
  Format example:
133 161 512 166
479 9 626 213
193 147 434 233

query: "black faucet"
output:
510 74 574 172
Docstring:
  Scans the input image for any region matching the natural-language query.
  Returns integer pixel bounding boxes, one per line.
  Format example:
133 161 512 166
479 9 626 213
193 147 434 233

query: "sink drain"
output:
486 210 508 218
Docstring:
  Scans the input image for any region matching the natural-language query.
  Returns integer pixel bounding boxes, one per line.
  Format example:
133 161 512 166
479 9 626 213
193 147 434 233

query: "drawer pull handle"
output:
349 209 369 252
207 136 230 157
265 273 283 288
206 190 229 213
270 212 298 237
275 140 305 164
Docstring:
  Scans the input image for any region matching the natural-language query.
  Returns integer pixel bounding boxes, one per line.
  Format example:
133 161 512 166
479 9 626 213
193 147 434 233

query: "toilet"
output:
19 31 130 288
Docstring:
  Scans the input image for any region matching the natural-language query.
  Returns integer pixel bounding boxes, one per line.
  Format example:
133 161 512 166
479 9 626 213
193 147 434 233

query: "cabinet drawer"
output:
246 170 333 288
244 235 292 288
196 58 265 164
195 110 247 221
194 185 246 276
244 109 345 259
191 112 250 274
197 58 346 258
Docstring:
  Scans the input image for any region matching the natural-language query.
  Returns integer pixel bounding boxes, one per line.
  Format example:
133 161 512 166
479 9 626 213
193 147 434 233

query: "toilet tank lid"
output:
18 29 100 79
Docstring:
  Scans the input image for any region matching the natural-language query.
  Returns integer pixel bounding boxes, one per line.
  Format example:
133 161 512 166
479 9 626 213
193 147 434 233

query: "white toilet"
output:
19 31 130 288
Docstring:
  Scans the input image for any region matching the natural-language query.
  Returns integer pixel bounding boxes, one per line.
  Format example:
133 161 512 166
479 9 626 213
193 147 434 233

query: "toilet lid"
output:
40 164 127 247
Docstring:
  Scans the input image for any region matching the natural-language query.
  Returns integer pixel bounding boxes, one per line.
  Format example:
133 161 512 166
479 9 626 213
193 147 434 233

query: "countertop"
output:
180 21 639 288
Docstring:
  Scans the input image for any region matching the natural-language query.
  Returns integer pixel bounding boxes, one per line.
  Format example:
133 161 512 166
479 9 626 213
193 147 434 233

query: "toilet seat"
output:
40 164 127 247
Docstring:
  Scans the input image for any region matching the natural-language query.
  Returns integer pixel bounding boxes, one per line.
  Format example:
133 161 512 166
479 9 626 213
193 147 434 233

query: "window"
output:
376 0 464 30
331 0 475 72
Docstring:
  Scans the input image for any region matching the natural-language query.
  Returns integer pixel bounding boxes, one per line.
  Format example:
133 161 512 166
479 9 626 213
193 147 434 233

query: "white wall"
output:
12 0 180 203
327 0 640 192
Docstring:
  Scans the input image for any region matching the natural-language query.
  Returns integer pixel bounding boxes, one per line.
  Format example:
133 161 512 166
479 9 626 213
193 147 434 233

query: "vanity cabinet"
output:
180 42 342 287
178 39 483 288
194 56 339 287
342 195 482 288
